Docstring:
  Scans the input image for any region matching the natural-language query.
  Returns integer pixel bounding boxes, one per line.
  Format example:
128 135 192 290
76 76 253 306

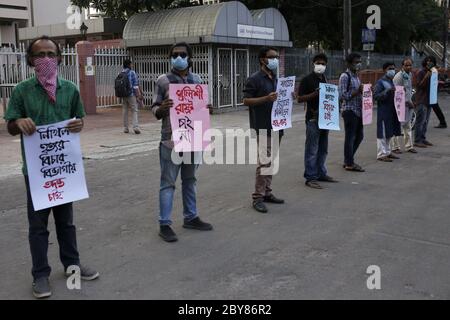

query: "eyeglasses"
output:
171 52 188 59
266 55 280 59
32 52 57 58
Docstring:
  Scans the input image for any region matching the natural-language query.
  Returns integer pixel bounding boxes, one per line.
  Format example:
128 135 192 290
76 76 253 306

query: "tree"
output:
71 0 204 19
235 0 443 54
74 0 443 54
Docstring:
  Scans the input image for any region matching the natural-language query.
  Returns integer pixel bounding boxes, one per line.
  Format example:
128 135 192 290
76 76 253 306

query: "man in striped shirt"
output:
339 53 365 172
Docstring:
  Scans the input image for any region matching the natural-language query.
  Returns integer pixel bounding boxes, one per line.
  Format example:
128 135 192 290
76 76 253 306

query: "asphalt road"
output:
1 101 450 300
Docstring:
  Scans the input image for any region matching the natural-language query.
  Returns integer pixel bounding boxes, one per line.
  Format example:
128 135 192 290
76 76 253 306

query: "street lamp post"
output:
80 22 88 41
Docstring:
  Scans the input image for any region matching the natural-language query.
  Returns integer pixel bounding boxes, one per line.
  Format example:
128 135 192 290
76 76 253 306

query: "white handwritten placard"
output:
271 76 296 131
23 119 89 211
318 83 340 131
169 84 211 152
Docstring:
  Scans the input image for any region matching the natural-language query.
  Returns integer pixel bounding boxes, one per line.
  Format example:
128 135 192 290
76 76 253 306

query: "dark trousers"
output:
343 110 364 166
25 176 80 280
414 104 432 143
304 119 329 181
431 103 447 125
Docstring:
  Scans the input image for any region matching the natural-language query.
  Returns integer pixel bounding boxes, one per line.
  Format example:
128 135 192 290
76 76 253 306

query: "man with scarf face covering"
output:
151 42 213 243
4 36 99 299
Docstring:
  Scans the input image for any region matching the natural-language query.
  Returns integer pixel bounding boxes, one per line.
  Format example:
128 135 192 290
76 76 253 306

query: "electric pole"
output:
343 0 352 59
443 0 449 69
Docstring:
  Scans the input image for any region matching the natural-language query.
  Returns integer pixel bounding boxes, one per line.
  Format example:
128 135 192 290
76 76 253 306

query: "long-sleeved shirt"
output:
338 69 362 117
151 70 202 149
393 70 413 104
122 68 139 96
413 68 431 106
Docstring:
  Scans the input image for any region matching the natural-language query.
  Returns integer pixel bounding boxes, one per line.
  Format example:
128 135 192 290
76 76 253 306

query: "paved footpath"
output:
1 100 450 300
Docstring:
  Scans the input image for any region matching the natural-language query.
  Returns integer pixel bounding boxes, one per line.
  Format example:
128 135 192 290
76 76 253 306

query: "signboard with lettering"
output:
23 119 89 211
237 24 275 40
169 84 211 152
271 76 296 131
318 83 340 130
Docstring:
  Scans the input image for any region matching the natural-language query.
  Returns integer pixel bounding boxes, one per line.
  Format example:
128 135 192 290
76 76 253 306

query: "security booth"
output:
122 0 292 112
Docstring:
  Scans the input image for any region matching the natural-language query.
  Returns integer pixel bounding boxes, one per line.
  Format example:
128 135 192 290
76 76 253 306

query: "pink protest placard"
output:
169 84 211 152
362 84 373 125
394 85 406 123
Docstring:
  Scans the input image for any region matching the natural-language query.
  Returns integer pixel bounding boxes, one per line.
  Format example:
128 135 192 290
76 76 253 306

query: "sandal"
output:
344 164 365 172
305 180 323 189
377 156 393 162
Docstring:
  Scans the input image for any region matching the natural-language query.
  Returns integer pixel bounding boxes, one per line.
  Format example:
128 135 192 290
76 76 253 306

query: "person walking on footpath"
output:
4 36 99 299
243 47 285 213
339 53 365 172
151 42 213 242
373 62 401 162
116 59 143 134
391 58 418 154
297 53 338 189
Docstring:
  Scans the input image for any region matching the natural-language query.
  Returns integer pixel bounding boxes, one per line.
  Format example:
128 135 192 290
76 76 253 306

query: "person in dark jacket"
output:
373 62 401 162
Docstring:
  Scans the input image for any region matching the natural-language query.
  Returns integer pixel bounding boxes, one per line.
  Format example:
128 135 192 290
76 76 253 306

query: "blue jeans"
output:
414 104 432 143
304 119 329 181
159 143 199 226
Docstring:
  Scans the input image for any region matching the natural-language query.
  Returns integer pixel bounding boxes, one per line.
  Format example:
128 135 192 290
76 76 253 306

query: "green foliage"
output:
73 0 444 54
237 0 443 54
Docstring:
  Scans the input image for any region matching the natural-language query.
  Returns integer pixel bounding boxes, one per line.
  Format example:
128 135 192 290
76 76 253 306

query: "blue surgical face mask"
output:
171 56 189 71
266 58 279 71
386 69 396 78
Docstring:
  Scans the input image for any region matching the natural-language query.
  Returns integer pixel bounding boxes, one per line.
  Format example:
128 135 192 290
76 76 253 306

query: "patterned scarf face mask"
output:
34 57 58 104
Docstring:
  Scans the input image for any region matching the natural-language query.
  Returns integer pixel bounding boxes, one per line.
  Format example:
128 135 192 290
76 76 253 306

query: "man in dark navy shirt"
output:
298 53 337 189
243 47 285 213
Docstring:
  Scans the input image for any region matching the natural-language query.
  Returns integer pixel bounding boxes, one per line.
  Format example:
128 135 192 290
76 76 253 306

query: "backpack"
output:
114 71 132 98
338 71 352 109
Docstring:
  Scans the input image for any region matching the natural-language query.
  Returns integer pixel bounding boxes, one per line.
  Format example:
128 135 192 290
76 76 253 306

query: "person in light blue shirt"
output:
121 59 143 134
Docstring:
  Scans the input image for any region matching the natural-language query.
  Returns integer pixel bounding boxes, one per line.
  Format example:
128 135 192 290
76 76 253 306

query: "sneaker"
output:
263 194 285 204
134 128 141 134
159 225 178 242
124 127 129 133
32 277 52 299
183 217 213 231
252 199 268 213
65 265 99 281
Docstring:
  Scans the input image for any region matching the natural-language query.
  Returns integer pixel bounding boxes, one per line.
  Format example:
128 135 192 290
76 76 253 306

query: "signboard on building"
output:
237 24 275 40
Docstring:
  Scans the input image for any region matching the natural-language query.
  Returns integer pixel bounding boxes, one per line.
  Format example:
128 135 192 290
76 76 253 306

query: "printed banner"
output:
429 71 438 104
394 85 406 122
271 76 296 131
169 84 211 152
362 84 373 125
23 119 89 211
318 83 340 130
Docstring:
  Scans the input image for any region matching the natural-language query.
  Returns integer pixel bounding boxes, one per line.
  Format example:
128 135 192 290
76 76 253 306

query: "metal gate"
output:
217 48 233 108
234 49 249 106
